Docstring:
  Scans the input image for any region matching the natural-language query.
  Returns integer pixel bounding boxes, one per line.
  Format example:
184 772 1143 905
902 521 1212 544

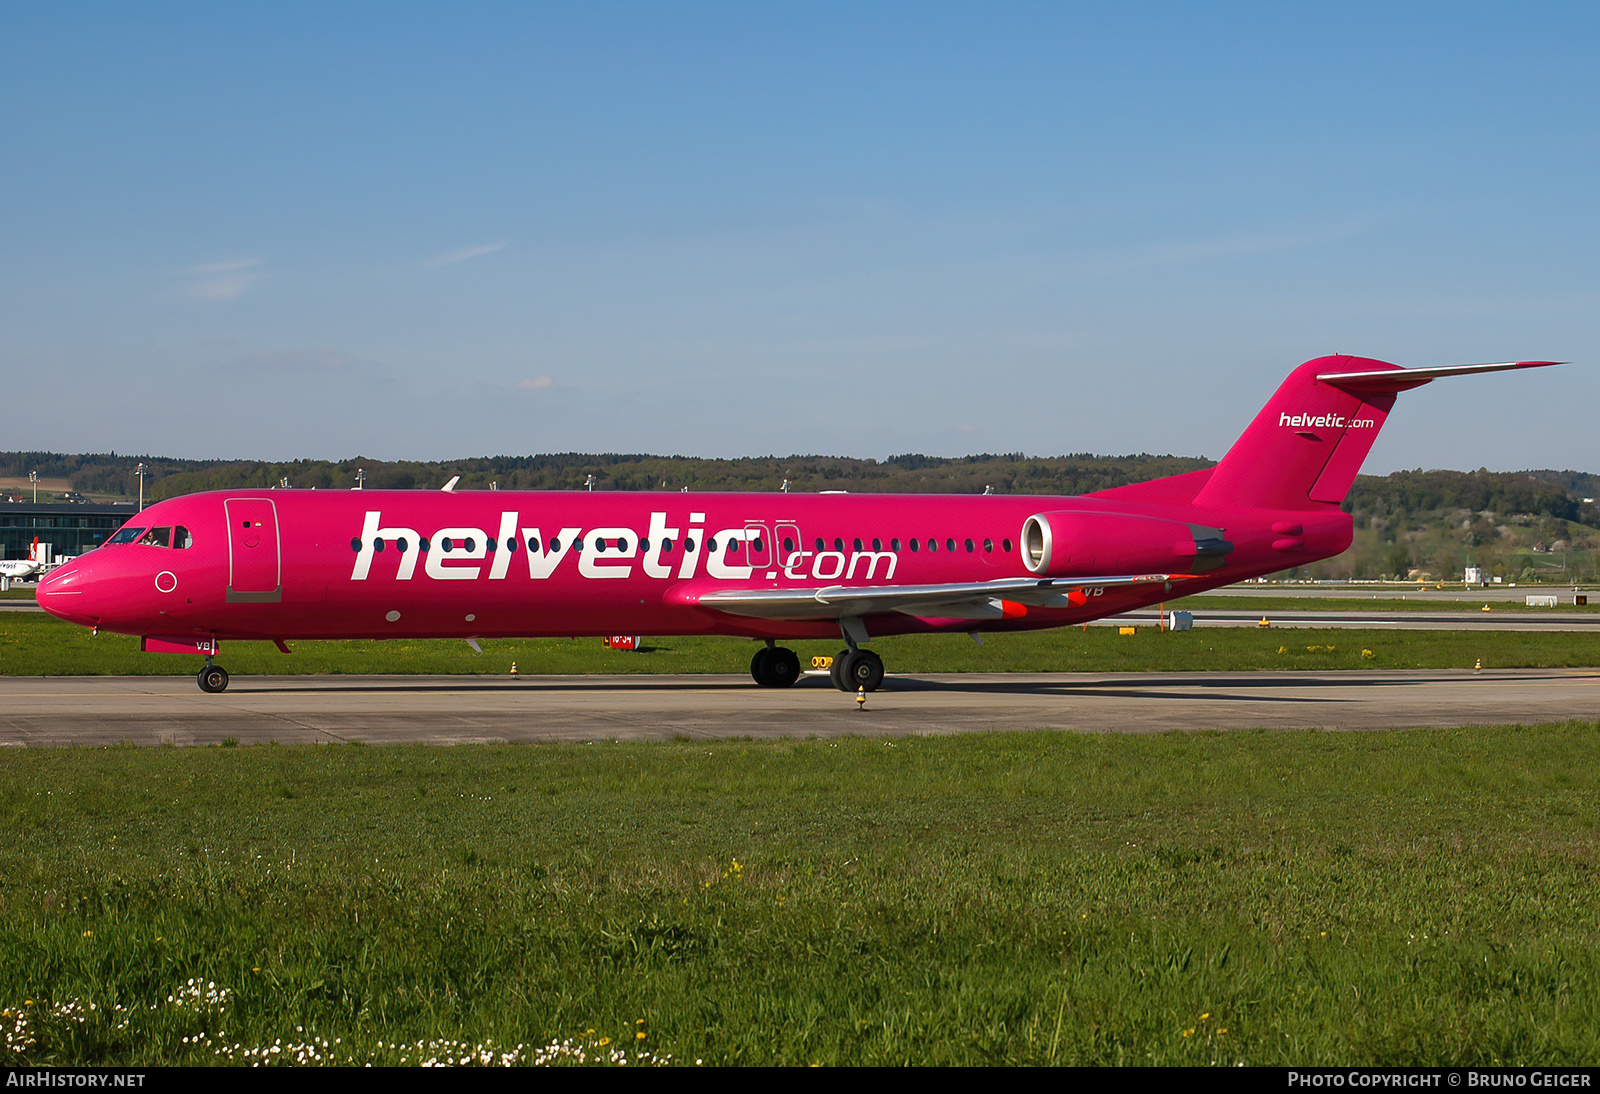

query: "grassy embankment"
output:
1 724 1597 1066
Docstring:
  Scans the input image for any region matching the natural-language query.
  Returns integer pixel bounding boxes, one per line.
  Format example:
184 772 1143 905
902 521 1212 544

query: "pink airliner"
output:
36 355 1560 693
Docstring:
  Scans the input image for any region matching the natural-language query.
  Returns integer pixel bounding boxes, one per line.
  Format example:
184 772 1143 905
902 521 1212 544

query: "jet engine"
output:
1019 510 1232 577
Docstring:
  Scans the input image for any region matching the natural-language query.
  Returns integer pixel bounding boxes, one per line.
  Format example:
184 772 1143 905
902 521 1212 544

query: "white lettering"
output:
488 512 518 579
812 551 846 580
348 510 920 587
1279 411 1377 430
351 511 421 580
425 527 487 580
847 551 898 581
642 511 678 579
678 513 705 579
706 528 753 580
578 527 637 578
521 526 581 579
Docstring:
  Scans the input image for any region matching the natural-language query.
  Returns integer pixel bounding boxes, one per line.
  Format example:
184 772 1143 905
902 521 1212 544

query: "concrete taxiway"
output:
0 669 1593 747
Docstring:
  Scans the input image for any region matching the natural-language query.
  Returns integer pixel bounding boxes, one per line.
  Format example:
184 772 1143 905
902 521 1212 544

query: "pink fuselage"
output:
37 488 1350 645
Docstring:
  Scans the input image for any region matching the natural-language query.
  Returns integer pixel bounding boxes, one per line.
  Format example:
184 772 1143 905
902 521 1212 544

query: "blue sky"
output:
4 2 1597 474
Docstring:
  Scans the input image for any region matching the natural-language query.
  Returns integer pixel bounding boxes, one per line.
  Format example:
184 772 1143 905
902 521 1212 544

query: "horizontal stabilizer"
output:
1316 360 1562 394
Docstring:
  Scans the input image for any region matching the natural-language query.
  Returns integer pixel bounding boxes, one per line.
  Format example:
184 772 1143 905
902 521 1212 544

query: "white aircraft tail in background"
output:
0 538 46 581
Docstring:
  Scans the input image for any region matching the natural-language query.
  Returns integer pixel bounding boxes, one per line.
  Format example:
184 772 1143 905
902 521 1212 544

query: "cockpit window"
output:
138 527 172 548
107 526 146 546
175 526 193 549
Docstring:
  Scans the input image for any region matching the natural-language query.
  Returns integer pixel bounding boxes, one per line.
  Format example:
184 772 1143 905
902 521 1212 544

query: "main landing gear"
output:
829 648 884 692
197 659 230 693
748 638 885 693
750 644 802 688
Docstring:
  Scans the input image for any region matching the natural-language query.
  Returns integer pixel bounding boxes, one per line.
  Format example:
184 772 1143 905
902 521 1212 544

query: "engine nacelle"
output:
1020 510 1232 577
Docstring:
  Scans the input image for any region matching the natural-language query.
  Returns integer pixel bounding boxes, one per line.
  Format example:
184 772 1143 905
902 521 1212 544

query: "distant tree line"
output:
1345 469 1600 528
5 449 1596 530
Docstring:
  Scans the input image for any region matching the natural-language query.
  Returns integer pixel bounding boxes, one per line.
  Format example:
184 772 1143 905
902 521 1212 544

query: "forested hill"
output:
5 449 1598 582
4 450 1594 519
3 450 1216 501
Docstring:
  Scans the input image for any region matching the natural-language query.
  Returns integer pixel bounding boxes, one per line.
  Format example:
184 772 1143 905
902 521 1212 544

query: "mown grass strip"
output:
0 613 1596 677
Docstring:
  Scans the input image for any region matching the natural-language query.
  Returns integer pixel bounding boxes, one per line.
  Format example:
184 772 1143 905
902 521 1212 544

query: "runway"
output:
1114 609 1599 629
0 668 1593 746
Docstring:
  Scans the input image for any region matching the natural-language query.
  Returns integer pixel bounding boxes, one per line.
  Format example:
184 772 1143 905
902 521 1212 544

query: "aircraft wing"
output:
687 573 1185 623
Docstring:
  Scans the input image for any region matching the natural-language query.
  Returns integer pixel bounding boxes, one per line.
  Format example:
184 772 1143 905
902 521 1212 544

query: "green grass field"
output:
0 726 1596 1066
1 611 1597 679
3 606 1597 1065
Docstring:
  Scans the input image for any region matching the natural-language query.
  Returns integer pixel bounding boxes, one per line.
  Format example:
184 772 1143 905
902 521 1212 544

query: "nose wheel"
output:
197 662 230 693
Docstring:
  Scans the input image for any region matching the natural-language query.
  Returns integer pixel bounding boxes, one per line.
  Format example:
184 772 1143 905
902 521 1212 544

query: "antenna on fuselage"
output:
441 476 460 492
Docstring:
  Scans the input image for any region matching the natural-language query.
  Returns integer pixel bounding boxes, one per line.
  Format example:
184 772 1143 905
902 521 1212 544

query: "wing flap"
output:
685 574 1183 623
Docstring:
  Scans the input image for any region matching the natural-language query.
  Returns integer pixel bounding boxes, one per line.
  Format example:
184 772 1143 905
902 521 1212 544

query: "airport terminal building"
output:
0 499 138 565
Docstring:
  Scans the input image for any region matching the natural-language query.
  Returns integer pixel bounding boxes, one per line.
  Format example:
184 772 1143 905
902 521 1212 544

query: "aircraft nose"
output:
35 559 100 628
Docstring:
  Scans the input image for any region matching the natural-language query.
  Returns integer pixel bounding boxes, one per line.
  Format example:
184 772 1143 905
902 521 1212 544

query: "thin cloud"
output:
517 375 555 391
424 241 509 268
1107 220 1370 274
182 257 263 299
231 347 370 374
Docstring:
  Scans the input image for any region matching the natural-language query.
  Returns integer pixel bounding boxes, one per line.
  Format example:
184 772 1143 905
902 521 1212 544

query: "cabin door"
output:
224 498 282 603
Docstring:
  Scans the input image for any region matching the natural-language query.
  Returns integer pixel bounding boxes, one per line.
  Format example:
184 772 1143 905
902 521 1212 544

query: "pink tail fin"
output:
1191 355 1561 512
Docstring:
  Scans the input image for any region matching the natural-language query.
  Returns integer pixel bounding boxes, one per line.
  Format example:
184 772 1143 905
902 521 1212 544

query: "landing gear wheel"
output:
197 665 230 693
834 649 884 692
829 648 852 690
750 646 801 687
767 646 800 687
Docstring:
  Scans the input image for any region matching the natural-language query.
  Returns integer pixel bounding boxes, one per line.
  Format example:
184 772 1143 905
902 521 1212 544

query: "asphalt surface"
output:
0 668 1593 746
